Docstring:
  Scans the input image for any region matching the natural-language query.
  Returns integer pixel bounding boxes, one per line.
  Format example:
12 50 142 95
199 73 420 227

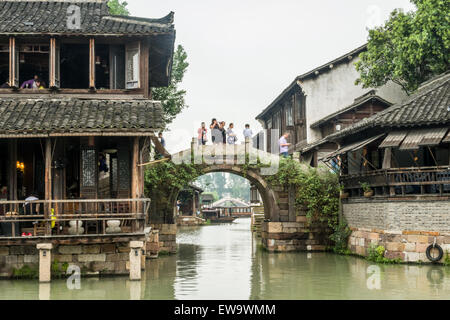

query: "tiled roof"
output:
0 97 164 136
328 72 450 141
309 90 392 128
0 0 174 35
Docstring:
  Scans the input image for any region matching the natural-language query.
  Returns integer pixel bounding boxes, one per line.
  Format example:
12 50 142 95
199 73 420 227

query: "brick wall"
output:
343 198 450 233
343 198 450 263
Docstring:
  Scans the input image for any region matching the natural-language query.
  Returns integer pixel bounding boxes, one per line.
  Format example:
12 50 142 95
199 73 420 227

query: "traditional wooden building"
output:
177 184 203 216
0 0 174 241
209 197 252 217
255 45 407 165
325 72 450 263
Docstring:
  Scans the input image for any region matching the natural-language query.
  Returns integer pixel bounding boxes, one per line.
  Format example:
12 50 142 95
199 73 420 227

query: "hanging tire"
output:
426 244 444 263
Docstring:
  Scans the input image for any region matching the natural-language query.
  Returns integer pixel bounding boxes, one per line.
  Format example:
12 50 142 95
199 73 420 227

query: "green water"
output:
0 218 449 300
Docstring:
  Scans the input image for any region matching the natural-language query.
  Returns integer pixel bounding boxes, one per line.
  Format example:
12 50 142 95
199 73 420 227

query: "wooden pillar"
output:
131 137 140 213
44 138 52 235
8 139 17 201
89 38 95 89
192 192 196 215
382 148 395 196
141 39 150 98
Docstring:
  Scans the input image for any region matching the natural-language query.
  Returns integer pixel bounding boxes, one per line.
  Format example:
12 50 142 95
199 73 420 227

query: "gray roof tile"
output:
328 72 450 140
0 0 174 35
0 97 164 135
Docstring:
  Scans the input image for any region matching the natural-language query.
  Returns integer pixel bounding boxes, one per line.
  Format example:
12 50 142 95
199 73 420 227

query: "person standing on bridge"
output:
220 121 226 144
279 132 291 158
227 123 237 144
198 122 208 145
243 124 253 141
210 118 220 144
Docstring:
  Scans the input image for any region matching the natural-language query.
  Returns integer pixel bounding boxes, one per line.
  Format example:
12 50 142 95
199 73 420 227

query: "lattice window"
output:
81 148 96 188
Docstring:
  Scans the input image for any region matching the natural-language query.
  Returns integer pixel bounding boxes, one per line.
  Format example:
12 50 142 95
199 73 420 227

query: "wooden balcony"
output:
341 166 450 197
0 198 150 238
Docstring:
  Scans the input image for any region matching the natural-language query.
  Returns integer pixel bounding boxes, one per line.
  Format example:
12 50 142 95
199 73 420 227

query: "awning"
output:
378 131 408 148
418 127 449 146
400 128 448 150
443 130 450 143
321 134 385 162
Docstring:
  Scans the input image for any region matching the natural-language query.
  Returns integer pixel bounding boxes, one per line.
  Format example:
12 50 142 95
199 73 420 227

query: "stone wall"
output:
343 198 450 263
261 215 332 252
176 216 205 226
145 229 160 258
349 228 450 263
0 236 146 279
150 224 177 254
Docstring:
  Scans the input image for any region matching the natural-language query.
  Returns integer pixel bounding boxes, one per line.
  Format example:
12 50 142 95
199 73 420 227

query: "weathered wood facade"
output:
0 0 175 239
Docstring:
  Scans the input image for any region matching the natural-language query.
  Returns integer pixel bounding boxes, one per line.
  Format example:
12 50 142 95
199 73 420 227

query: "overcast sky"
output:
127 0 415 153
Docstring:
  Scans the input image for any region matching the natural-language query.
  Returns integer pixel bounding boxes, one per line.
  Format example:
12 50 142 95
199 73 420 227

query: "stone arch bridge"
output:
147 140 331 254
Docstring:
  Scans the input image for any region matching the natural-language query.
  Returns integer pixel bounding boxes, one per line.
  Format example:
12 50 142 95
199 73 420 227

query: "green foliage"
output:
107 0 130 16
12 265 38 279
360 182 372 193
265 158 344 250
145 161 202 217
145 161 202 195
367 244 402 264
152 45 190 127
355 0 450 94
444 251 450 266
330 221 352 254
51 259 69 278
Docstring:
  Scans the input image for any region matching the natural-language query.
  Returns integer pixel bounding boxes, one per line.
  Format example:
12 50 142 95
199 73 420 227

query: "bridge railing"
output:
171 138 280 172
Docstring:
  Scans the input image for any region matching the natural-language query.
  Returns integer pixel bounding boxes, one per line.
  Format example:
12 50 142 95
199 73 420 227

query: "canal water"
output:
0 218 449 300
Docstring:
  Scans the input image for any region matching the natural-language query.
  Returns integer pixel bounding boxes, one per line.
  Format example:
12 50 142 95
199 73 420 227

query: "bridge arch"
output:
167 164 281 222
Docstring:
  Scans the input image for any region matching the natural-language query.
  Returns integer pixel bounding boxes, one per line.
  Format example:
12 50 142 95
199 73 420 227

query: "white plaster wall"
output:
300 58 408 144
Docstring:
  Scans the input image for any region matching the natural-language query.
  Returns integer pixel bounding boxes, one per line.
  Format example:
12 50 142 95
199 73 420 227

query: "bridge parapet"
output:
171 139 280 176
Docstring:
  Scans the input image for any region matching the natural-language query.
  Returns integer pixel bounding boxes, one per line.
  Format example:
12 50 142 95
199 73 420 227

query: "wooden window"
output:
285 101 293 126
125 42 140 89
81 147 97 188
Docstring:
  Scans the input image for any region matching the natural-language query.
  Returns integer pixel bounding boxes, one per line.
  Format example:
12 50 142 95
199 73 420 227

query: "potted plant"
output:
360 182 373 197
339 185 349 199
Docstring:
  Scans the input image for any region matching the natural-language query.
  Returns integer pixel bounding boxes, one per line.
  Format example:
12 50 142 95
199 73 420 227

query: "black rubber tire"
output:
426 244 444 263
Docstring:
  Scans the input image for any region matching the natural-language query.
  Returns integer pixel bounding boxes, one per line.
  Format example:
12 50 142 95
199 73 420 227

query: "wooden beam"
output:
89 38 95 89
131 137 140 213
150 134 170 157
8 139 17 201
9 37 17 88
44 138 52 235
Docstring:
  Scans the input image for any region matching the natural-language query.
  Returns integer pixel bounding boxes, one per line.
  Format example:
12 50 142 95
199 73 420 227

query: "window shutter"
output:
125 42 140 89
109 45 125 89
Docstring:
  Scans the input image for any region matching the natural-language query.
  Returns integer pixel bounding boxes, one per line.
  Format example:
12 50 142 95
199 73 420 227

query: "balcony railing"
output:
341 166 450 197
0 198 150 238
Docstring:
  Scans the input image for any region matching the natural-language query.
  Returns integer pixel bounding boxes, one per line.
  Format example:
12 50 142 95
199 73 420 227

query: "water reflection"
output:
0 218 448 300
